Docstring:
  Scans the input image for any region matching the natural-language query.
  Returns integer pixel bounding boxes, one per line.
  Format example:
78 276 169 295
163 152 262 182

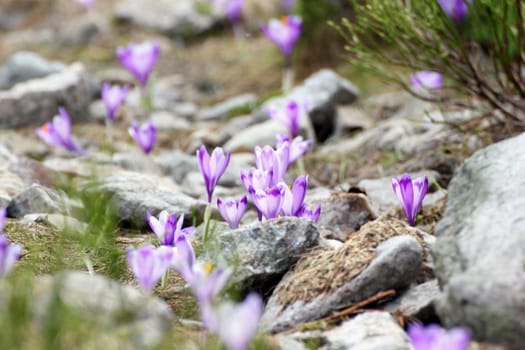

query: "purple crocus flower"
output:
35 107 86 155
249 186 284 220
408 323 471 350
240 168 273 193
116 41 161 86
438 0 472 22
297 203 321 223
0 208 6 233
260 16 302 58
217 196 248 229
188 263 231 308
411 71 443 91
146 211 191 246
0 234 22 279
197 145 231 203
215 293 264 350
392 174 429 226
102 83 129 121
279 175 307 216
226 0 244 23
128 121 156 154
126 244 174 292
276 134 312 165
170 235 196 282
267 100 306 138
254 143 289 186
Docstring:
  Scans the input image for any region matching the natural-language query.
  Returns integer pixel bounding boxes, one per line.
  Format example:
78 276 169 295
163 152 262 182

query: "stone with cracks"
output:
432 131 525 348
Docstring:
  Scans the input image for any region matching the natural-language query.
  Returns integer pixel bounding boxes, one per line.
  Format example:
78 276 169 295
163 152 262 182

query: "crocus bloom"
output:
35 107 86 155
116 41 161 86
260 16 302 58
0 208 6 233
226 0 244 23
408 323 471 350
437 0 472 22
146 211 191 246
215 293 264 350
188 263 231 306
267 100 306 138
170 235 196 282
392 174 429 226
74 0 95 9
197 145 231 203
126 244 174 291
240 168 273 193
297 203 321 223
102 83 129 121
279 175 307 216
249 186 284 220
254 143 289 186
411 71 443 91
128 121 156 154
217 196 247 229
276 134 312 165
0 234 22 279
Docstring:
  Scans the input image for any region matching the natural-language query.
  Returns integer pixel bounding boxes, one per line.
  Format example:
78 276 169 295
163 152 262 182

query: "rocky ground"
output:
0 0 523 349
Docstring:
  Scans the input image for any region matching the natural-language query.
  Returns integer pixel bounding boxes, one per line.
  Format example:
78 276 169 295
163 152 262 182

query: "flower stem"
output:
203 204 212 244
282 56 294 94
161 269 169 288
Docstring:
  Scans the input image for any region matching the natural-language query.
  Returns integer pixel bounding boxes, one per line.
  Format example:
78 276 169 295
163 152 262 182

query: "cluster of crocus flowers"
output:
392 173 429 226
408 323 471 350
116 41 161 87
410 71 443 91
437 0 472 23
128 121 157 154
36 107 87 155
0 209 23 279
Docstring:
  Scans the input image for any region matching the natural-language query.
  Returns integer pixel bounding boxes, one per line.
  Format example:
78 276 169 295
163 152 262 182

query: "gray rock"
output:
114 0 219 36
93 171 208 228
0 168 24 208
431 132 525 348
203 217 320 292
58 15 105 46
0 51 65 90
258 69 359 142
334 105 373 138
31 271 173 349
155 150 198 184
319 312 412 350
7 184 83 218
357 171 443 216
224 119 288 152
22 213 88 233
381 279 439 321
196 93 257 121
150 111 192 132
0 63 93 128
308 192 375 242
261 234 423 333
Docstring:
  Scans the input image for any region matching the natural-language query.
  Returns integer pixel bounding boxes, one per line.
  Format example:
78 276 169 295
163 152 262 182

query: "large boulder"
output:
432 132 525 347
0 51 65 90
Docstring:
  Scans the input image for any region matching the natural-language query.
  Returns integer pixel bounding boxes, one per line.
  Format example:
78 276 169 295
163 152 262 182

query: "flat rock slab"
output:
92 171 208 228
0 63 93 128
202 217 319 293
30 271 173 349
432 131 525 348
381 279 439 321
261 219 426 333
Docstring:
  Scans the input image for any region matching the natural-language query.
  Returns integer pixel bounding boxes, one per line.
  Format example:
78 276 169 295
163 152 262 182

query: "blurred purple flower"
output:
116 41 160 86
267 100 306 138
35 107 86 155
279 175 307 216
217 196 248 229
408 323 471 350
276 134 312 165
297 203 321 223
438 0 472 22
128 121 156 154
392 174 429 226
197 145 231 203
240 168 273 192
126 244 173 291
215 293 264 350
170 235 196 282
74 0 95 9
411 71 443 90
254 143 289 186
226 0 244 23
189 264 231 306
0 234 22 279
146 211 192 246
0 208 6 233
249 185 284 220
102 83 129 121
260 16 302 58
